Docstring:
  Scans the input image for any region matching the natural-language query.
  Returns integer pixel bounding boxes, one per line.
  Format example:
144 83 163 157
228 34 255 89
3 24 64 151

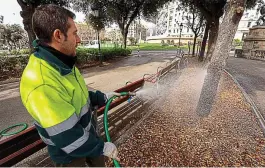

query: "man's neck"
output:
39 42 76 69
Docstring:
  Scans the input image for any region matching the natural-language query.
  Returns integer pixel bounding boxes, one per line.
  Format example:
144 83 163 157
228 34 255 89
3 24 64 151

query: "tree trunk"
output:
192 35 198 56
205 18 219 61
123 29 128 49
199 22 210 62
196 1 246 117
18 0 35 51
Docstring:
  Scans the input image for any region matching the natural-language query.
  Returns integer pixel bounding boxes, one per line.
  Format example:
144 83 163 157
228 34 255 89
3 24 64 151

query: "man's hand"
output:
105 92 121 100
103 142 120 161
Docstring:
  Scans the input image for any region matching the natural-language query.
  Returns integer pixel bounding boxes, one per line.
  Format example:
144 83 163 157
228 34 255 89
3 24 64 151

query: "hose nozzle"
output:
128 91 136 96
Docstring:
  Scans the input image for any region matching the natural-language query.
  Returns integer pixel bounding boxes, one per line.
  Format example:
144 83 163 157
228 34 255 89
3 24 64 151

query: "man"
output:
20 4 119 167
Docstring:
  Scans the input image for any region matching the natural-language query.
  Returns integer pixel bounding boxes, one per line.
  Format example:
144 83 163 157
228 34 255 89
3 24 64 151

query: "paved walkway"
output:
226 57 265 118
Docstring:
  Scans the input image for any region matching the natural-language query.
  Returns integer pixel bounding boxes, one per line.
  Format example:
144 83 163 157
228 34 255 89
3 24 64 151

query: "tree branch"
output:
125 1 143 30
17 0 27 9
193 0 212 21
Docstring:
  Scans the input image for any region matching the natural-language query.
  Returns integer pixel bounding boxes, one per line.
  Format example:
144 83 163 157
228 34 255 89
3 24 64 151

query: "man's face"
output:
61 18 81 56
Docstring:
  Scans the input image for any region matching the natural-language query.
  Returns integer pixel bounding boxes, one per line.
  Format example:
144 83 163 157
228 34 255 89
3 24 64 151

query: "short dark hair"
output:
32 4 76 43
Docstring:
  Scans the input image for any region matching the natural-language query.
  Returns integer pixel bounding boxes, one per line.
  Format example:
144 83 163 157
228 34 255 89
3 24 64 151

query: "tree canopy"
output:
73 0 173 48
17 0 70 49
1 24 25 50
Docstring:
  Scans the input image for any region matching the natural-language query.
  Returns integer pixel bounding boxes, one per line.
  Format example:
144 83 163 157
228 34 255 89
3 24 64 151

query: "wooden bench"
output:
176 49 188 68
0 79 146 167
143 57 180 84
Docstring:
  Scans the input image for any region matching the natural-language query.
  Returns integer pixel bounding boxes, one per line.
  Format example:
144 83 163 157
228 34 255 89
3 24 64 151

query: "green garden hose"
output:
104 92 132 168
0 123 28 137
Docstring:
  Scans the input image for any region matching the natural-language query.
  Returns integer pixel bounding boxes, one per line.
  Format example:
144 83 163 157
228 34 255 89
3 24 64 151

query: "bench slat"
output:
97 98 141 128
0 140 45 167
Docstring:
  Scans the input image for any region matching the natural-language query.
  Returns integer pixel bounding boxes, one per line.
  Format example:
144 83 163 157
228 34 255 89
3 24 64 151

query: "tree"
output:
185 5 205 57
17 0 69 50
180 0 227 61
128 37 136 45
19 32 30 49
85 12 106 51
199 21 209 61
1 24 25 50
196 0 259 116
73 0 173 48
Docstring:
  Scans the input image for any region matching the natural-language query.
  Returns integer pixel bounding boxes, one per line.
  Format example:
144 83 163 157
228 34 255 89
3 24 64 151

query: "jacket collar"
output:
33 39 72 76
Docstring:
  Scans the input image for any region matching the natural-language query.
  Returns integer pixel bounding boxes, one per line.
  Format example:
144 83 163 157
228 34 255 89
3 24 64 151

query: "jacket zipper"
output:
73 67 86 97
73 67 96 133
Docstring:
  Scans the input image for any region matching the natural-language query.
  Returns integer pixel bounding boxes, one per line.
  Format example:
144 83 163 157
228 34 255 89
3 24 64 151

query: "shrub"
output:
233 39 243 46
10 50 20 56
76 47 131 63
0 47 132 81
19 49 31 55
161 43 169 46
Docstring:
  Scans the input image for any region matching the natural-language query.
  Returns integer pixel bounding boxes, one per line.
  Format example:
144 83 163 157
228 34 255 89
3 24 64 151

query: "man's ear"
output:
53 29 64 43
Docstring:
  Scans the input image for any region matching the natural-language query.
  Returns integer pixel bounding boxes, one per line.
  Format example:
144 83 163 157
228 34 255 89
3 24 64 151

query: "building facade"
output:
146 0 203 44
148 0 260 43
128 19 147 42
234 7 260 40
105 25 123 42
76 22 105 45
155 0 194 38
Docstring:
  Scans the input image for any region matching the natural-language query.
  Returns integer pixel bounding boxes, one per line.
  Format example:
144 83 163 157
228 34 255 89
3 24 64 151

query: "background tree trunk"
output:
196 0 246 117
123 29 128 49
199 22 210 62
192 35 198 56
205 19 219 61
18 0 36 51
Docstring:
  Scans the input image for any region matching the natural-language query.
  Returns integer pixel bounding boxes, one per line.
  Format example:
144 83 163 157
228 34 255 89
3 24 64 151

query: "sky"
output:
0 0 154 28
0 0 86 26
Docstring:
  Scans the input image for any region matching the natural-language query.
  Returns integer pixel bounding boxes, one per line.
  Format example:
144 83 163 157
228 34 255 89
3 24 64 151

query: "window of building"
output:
169 30 171 33
187 27 189 33
174 29 175 33
244 12 249 18
247 22 251 27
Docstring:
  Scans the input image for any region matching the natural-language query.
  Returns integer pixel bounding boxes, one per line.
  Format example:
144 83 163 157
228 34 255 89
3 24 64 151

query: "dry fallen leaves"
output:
107 63 265 167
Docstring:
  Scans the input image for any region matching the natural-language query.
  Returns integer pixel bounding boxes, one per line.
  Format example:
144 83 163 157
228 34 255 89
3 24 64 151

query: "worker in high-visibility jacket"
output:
20 4 119 167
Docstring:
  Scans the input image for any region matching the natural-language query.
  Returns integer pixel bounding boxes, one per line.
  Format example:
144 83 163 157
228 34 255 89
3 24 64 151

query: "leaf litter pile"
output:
107 65 265 167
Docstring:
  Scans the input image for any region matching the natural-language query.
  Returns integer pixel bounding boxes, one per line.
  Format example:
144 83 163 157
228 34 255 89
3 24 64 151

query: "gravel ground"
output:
107 62 265 167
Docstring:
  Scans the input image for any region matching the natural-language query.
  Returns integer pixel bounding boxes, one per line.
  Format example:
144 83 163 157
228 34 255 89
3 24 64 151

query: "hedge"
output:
0 47 132 81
